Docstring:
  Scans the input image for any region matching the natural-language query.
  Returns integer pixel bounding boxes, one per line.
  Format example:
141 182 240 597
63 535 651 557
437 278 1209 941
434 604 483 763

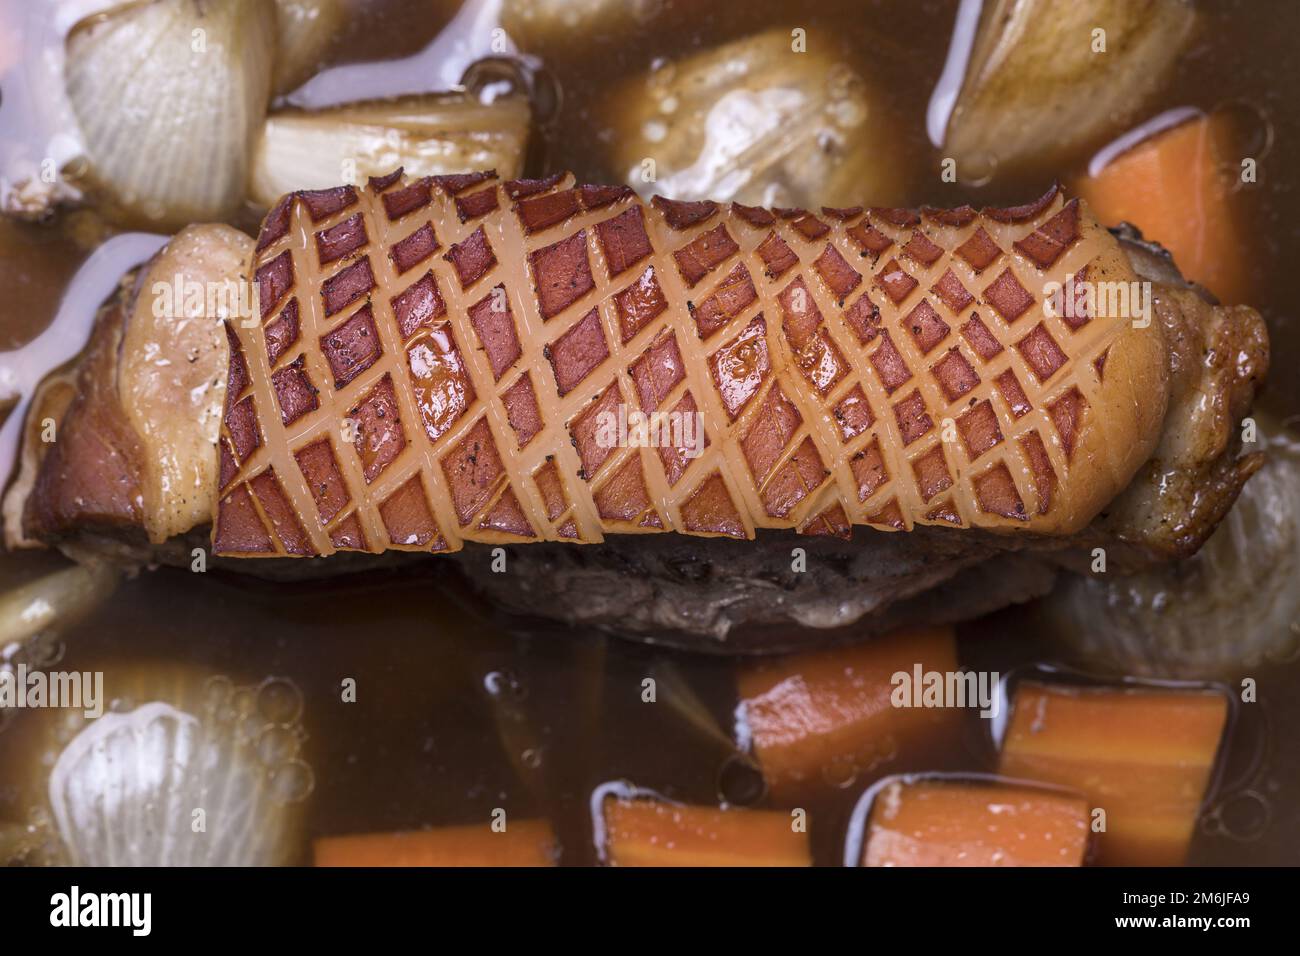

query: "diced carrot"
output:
998 682 1228 866
1074 111 1251 304
862 778 1091 867
314 819 557 866
736 626 960 798
603 797 810 867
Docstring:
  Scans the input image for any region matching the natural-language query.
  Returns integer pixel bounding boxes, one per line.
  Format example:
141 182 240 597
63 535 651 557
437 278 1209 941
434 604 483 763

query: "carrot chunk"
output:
736 626 960 797
998 682 1229 866
1075 111 1252 304
603 797 810 867
314 819 557 866
862 778 1090 867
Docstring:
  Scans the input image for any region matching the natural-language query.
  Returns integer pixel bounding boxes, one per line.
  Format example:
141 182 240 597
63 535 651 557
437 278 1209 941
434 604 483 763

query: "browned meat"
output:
459 230 1270 645
1 177 1269 649
19 291 147 541
7 224 250 553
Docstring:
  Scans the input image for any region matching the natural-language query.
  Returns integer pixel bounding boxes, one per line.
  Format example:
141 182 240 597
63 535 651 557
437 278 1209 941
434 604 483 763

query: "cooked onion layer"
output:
0 562 117 651
1050 415 1300 678
64 0 275 226
248 92 530 209
941 0 1197 173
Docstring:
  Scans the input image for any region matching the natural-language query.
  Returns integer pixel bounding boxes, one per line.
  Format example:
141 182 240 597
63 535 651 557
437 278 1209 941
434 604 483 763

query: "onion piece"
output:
271 0 346 96
502 0 659 45
63 0 275 227
607 27 903 209
0 561 118 652
247 92 531 209
1048 414 1300 679
13 665 315 866
940 0 1197 174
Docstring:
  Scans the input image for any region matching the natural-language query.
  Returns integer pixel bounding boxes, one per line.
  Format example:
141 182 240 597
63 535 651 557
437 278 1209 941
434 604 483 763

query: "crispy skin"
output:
216 172 1171 557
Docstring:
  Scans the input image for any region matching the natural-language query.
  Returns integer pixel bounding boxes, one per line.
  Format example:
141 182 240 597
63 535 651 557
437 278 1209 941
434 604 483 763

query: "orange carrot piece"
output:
998 682 1228 866
1075 111 1251 304
603 797 810 867
863 778 1090 867
737 626 960 797
314 819 557 866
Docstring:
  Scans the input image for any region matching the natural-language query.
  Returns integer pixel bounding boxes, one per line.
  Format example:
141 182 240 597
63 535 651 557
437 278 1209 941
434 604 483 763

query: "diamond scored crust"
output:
214 172 1151 556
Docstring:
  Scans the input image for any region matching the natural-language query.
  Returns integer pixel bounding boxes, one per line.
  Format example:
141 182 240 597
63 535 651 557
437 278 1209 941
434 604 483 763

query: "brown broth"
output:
0 0 1297 866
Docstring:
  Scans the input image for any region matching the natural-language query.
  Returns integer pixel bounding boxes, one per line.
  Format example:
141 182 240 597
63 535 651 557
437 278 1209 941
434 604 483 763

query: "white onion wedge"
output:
64 0 275 227
271 0 346 96
28 666 315 866
941 0 1197 173
1050 415 1300 679
247 92 530 209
